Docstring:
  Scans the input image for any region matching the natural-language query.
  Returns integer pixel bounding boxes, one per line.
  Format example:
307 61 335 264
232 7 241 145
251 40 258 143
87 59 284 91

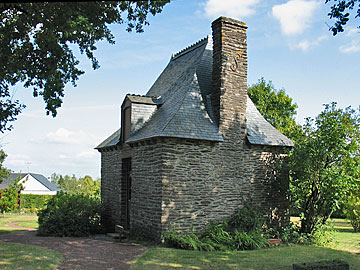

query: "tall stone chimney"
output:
211 17 248 139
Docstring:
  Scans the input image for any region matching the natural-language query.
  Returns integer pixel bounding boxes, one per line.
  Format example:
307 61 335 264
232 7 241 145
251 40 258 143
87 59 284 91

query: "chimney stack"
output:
211 17 248 139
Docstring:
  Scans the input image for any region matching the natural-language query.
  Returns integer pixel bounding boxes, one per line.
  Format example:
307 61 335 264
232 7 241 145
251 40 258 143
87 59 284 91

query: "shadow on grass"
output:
336 228 355 233
0 242 62 270
0 229 29 235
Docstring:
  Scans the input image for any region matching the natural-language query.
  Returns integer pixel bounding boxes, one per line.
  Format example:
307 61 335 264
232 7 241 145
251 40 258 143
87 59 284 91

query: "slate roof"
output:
96 128 121 149
0 173 61 191
246 97 294 146
97 35 293 148
125 95 161 105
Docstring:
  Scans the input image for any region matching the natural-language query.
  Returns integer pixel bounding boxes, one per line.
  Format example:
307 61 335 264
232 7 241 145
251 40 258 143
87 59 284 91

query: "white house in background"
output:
0 173 61 195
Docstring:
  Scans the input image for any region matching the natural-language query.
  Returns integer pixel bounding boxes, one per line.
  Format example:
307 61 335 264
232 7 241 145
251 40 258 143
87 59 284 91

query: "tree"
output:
51 173 100 196
0 149 10 184
325 0 360 35
248 78 300 140
0 1 170 132
0 176 23 215
289 102 360 234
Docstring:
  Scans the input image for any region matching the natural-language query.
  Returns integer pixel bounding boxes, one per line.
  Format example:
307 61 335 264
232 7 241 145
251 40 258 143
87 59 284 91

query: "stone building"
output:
96 16 294 241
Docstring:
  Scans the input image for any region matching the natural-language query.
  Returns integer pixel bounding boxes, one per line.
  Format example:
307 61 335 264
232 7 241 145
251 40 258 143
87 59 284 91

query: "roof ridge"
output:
126 94 158 98
171 36 209 60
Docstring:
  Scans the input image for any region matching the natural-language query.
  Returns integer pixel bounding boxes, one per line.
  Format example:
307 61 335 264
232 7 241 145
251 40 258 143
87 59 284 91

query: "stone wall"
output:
159 137 289 236
130 141 164 240
101 134 289 240
100 144 133 231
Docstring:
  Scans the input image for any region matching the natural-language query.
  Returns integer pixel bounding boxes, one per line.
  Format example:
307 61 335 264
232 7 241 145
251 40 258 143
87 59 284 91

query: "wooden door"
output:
121 157 132 229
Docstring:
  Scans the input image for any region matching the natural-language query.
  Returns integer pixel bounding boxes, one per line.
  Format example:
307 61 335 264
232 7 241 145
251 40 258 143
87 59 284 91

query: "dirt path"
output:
5 222 37 231
0 229 147 270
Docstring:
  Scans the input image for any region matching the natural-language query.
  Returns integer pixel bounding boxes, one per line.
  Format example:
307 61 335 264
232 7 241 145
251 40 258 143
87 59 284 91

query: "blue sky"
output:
1 0 359 179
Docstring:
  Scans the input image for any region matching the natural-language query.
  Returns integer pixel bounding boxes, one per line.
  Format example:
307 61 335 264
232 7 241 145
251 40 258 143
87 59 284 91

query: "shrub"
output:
345 194 360 232
163 229 205 251
266 221 334 247
37 192 102 237
233 230 269 250
163 203 269 251
226 202 265 233
274 222 311 245
311 223 335 247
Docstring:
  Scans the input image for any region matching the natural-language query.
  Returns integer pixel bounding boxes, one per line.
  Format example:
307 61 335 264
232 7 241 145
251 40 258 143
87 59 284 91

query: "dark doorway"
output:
121 157 132 229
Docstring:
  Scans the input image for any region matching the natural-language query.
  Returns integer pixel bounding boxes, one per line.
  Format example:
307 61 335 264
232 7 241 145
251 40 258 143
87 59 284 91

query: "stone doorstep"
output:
107 233 121 239
104 225 128 240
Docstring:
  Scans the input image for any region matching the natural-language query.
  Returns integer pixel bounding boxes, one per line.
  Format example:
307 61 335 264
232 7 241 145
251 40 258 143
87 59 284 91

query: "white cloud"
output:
44 128 99 145
339 41 360 53
295 35 328 51
272 0 319 35
77 151 97 159
204 0 260 19
4 154 30 166
346 27 360 37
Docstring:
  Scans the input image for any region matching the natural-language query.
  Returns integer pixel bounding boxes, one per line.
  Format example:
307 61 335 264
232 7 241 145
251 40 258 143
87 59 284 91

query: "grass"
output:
0 213 38 235
290 216 360 253
0 214 62 269
132 217 360 270
0 242 63 270
132 246 360 270
329 218 360 253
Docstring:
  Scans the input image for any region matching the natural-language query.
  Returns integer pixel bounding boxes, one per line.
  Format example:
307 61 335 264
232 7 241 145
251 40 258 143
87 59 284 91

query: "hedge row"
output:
20 194 53 212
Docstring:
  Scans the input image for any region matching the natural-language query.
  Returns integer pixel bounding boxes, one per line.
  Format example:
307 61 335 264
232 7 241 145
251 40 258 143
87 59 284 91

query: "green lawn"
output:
0 242 63 270
0 214 62 269
329 218 360 253
290 217 360 254
132 218 360 270
0 214 38 234
132 246 360 270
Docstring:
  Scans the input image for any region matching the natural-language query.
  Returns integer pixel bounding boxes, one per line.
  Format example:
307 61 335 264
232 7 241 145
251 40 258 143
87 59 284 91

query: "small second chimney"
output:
211 17 248 139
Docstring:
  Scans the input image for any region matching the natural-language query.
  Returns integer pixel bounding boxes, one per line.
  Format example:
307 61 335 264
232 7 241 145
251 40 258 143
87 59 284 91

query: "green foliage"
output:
345 193 360 231
163 229 206 251
311 223 336 247
51 173 100 197
268 222 311 245
325 0 360 35
248 78 300 140
226 202 265 233
0 1 170 132
0 176 23 215
266 221 334 247
20 194 53 213
289 102 360 234
163 203 269 251
37 192 102 236
0 149 10 184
